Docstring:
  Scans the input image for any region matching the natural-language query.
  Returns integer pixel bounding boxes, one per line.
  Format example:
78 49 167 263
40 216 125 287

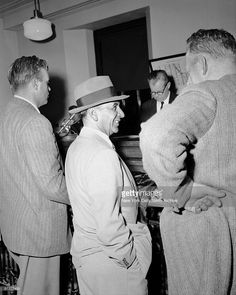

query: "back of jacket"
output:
185 74 236 197
140 74 236 207
0 97 70 257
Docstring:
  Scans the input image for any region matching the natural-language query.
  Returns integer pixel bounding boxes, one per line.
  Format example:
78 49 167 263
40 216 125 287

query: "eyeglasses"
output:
151 84 168 97
151 84 167 97
151 90 164 96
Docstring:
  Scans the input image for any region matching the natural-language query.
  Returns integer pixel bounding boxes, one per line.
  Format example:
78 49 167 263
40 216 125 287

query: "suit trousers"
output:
73 222 151 295
76 251 147 295
160 204 236 295
9 251 60 295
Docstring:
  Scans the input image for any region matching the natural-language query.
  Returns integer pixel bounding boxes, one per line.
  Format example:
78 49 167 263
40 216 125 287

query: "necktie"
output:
160 101 164 110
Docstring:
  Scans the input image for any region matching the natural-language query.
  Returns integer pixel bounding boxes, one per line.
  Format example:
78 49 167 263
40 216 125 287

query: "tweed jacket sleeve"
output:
86 148 136 268
139 85 217 208
21 114 69 205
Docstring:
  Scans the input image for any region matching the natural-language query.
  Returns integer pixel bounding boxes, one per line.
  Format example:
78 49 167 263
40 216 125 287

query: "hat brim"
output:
69 94 129 114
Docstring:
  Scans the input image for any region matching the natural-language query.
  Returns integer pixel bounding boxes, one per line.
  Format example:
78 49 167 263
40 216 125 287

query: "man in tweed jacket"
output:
140 29 236 294
0 56 70 295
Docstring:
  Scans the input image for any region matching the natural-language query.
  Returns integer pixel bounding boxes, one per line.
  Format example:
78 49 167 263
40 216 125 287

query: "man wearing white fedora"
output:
65 76 151 295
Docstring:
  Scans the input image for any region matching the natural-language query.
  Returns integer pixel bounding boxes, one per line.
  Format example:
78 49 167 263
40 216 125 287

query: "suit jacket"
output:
0 97 70 257
140 74 236 207
140 91 176 123
65 127 139 269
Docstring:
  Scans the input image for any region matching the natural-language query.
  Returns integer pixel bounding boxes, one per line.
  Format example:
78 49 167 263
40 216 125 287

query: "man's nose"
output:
117 106 125 118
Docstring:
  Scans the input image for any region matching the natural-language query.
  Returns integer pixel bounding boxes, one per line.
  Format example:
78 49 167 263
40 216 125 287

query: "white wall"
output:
149 0 236 57
0 19 18 112
1 0 235 121
63 29 96 107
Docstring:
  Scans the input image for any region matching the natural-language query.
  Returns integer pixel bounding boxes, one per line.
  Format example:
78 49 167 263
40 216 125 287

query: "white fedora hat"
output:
69 76 129 114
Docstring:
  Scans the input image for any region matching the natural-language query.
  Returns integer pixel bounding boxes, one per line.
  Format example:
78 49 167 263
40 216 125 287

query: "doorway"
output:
94 17 150 135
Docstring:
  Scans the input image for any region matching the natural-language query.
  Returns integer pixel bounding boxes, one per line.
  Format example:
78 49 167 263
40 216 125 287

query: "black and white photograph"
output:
0 1 235 295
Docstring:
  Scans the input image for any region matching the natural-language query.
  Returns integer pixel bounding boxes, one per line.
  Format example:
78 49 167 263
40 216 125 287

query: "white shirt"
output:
14 95 40 114
156 92 170 111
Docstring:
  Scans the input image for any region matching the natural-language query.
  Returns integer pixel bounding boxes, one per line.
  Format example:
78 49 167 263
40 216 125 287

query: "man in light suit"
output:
65 76 151 295
0 56 71 295
140 29 236 294
140 70 176 122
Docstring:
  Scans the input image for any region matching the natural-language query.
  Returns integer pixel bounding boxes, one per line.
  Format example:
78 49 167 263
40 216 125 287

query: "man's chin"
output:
39 99 49 108
112 127 119 134
155 98 165 102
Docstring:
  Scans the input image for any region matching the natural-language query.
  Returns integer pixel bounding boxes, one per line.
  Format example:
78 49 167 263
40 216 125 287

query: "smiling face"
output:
96 101 125 136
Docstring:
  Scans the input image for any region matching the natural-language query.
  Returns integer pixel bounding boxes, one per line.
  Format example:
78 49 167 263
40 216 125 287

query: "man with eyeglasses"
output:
140 70 176 122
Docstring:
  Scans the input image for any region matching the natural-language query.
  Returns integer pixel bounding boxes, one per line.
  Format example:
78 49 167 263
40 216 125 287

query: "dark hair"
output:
8 55 48 92
68 105 77 111
186 29 236 58
147 69 169 85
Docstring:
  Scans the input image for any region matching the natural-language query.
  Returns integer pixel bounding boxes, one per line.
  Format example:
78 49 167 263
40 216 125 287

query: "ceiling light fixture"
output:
23 0 52 41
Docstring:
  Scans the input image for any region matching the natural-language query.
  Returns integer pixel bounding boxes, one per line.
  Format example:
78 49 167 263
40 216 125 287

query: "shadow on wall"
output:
168 75 177 96
40 74 67 127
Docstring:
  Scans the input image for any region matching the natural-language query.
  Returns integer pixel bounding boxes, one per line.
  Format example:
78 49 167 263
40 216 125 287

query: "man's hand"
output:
184 183 226 213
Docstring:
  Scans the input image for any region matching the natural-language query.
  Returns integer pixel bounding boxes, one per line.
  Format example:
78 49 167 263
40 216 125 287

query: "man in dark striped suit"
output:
0 56 71 295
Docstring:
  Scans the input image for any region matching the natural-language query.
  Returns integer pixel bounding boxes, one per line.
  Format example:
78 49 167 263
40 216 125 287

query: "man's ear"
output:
31 78 39 91
166 82 171 90
199 54 208 76
88 108 98 121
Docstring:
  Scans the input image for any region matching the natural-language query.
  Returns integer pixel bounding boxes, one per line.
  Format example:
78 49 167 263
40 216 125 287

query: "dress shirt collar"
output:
80 126 113 148
156 92 170 110
14 95 40 113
